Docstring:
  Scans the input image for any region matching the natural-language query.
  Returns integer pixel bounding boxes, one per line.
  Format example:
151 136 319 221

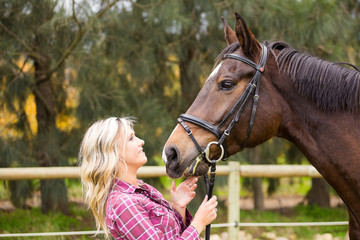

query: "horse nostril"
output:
165 146 180 167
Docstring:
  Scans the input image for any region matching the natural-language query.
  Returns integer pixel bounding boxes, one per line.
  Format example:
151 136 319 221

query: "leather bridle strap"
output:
178 114 222 139
178 114 229 159
178 117 203 154
222 45 268 149
204 160 216 240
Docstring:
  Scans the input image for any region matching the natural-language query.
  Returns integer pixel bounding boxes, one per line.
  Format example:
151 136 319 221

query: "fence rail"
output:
0 164 322 180
0 164 347 239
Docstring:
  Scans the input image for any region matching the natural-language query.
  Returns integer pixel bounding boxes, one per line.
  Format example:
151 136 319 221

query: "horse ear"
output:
234 12 261 58
221 16 237 45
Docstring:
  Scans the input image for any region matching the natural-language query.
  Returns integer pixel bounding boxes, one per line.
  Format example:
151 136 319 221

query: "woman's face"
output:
123 129 147 168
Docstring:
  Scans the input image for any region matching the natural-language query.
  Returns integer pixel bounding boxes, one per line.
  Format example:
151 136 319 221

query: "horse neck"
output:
274 73 360 160
272 73 360 221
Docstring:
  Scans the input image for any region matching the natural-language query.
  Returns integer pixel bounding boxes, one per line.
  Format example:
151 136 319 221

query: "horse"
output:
162 13 360 239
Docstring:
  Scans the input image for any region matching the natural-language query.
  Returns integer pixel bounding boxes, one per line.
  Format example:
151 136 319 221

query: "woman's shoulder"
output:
106 190 144 220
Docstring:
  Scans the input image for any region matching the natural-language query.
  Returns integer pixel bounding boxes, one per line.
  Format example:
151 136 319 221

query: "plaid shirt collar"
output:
113 179 144 194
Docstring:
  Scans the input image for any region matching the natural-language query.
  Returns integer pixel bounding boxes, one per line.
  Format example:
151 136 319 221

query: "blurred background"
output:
0 0 359 239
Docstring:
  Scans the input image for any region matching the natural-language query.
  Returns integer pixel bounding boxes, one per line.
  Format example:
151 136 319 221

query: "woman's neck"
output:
117 168 139 187
121 174 138 187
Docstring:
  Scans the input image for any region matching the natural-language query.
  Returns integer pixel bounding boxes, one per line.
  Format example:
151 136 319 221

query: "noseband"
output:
178 43 268 166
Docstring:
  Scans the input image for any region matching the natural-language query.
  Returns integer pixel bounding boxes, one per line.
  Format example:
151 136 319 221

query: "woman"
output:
79 117 218 239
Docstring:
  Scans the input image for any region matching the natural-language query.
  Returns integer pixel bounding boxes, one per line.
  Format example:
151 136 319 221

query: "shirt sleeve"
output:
185 208 193 227
179 225 201 240
111 198 200 240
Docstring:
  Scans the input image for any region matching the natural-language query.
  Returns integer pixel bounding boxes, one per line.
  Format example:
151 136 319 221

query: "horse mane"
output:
267 41 360 112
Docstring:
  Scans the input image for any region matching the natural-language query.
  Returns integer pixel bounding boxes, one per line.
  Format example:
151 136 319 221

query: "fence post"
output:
228 161 240 239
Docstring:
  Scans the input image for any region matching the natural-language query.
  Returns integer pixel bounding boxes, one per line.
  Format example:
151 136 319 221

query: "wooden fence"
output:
0 164 322 180
0 163 346 239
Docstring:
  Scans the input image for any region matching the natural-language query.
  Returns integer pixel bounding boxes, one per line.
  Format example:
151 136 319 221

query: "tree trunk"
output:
34 57 69 215
253 177 264 210
251 148 264 210
306 178 330 207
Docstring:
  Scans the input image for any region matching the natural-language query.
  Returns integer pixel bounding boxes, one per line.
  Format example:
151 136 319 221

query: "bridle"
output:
178 43 268 168
177 43 268 240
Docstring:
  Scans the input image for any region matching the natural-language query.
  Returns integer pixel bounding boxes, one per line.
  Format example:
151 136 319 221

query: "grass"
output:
0 179 100 240
239 205 348 239
0 201 348 240
0 203 98 240
0 178 350 240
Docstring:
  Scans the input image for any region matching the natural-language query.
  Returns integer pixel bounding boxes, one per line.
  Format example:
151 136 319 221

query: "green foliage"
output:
0 203 95 240
240 205 348 239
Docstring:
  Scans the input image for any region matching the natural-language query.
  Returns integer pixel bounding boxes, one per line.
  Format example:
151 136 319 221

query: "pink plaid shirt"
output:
105 179 200 240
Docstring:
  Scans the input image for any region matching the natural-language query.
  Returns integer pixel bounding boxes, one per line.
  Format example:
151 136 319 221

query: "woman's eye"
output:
219 80 235 90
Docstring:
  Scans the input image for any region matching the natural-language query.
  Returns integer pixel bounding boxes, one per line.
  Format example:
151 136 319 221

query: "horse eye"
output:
219 80 235 91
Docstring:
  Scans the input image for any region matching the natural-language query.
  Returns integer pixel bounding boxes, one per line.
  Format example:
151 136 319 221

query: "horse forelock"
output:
215 42 240 67
267 41 360 112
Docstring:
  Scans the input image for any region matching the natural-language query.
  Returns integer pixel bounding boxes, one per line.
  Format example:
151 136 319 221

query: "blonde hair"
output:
79 117 134 239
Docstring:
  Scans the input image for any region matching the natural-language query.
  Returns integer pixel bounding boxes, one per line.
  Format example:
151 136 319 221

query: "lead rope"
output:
204 160 217 240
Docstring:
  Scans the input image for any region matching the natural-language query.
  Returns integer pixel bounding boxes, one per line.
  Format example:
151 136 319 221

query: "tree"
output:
0 0 120 213
306 178 330 207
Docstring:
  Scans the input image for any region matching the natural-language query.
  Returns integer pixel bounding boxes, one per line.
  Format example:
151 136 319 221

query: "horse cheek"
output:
251 109 282 146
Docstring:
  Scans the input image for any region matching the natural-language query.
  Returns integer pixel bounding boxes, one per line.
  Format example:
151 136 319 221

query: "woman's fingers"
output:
202 195 217 206
186 177 198 187
185 177 198 184
207 195 217 205
171 180 177 192
202 195 209 204
180 177 198 190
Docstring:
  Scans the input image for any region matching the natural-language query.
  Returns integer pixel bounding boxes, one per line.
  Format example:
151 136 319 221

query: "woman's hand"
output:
191 195 218 234
171 177 198 209
170 177 198 219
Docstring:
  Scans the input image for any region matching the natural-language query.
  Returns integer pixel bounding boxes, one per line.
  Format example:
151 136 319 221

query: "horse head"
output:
162 13 283 179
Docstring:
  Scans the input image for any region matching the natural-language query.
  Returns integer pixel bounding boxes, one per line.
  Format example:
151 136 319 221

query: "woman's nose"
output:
138 138 145 146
